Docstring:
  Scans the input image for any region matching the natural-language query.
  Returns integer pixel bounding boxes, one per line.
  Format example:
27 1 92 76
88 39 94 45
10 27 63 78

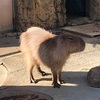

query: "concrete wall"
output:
0 0 13 33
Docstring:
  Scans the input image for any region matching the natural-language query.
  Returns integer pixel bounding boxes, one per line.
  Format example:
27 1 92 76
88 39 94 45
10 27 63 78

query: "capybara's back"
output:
20 27 55 65
20 27 55 54
20 27 85 88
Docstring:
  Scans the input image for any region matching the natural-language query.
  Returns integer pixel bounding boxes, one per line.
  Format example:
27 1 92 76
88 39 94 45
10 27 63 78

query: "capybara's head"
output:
59 34 85 53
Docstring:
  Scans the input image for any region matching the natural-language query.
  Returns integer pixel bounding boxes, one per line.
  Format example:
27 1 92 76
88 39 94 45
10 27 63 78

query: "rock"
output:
87 66 100 88
89 0 100 21
14 0 66 31
0 64 8 86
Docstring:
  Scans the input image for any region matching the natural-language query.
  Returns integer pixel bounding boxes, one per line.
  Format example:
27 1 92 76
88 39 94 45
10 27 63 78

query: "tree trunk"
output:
15 0 66 32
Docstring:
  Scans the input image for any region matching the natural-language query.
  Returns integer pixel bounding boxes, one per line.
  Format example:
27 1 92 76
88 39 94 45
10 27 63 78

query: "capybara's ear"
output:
61 34 73 41
56 34 64 42
60 34 67 41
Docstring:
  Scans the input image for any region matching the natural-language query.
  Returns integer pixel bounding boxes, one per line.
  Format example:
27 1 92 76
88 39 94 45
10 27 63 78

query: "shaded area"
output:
66 0 86 18
0 36 19 47
0 72 100 100
0 51 20 58
0 92 53 100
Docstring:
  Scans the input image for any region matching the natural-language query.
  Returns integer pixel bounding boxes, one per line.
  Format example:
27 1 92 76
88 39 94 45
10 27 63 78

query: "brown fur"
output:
20 27 85 88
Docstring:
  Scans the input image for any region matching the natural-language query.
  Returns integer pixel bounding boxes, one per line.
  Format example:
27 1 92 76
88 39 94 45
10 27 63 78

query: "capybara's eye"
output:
68 37 73 40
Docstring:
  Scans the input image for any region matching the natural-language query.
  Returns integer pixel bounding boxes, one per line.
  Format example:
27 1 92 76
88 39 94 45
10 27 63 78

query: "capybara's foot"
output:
53 83 61 88
37 67 50 76
42 72 51 76
30 79 38 84
59 80 65 84
41 71 49 76
52 82 61 88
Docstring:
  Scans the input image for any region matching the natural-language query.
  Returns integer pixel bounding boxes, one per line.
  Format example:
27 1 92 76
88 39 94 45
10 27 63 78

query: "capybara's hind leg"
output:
36 64 49 76
29 65 38 83
27 63 37 83
51 69 61 88
25 55 37 83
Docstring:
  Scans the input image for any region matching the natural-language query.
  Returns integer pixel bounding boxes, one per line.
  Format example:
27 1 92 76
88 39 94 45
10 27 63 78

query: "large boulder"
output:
87 66 100 88
14 0 66 32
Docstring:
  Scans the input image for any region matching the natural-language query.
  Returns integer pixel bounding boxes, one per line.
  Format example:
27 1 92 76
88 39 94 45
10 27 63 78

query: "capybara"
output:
20 27 85 88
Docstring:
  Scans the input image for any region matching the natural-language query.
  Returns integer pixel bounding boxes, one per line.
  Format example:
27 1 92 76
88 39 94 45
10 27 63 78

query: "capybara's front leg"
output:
30 71 38 83
58 72 65 84
51 69 61 88
58 70 65 84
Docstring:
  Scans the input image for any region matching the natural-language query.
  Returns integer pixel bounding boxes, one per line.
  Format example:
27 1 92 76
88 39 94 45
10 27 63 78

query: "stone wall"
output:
15 0 66 32
89 0 100 21
14 0 100 32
